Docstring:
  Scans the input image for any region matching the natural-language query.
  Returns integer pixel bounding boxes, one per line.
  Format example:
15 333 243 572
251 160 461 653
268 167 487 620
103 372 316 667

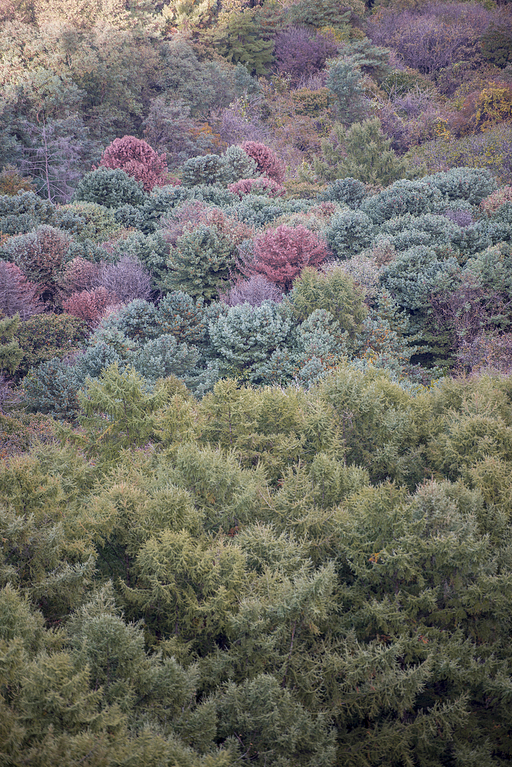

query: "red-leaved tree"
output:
98 135 173 192
240 141 286 184
62 286 121 327
247 225 329 290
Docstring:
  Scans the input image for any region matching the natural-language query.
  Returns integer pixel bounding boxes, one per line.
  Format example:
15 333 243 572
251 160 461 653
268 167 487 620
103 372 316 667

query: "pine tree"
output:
166 225 238 302
315 119 414 186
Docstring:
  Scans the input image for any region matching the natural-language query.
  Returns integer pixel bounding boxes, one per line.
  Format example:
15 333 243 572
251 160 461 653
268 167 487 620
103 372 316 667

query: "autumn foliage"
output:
240 141 286 184
228 177 286 198
248 225 329 290
63 287 121 327
98 135 171 192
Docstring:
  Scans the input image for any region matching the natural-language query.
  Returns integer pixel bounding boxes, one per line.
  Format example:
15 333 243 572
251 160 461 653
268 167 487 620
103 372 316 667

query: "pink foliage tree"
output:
247 225 329 290
228 177 286 198
162 201 254 247
98 135 173 192
240 141 286 184
6 225 71 307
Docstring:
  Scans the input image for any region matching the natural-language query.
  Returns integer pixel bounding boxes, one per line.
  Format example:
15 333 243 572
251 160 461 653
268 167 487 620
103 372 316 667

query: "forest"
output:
1 0 512 764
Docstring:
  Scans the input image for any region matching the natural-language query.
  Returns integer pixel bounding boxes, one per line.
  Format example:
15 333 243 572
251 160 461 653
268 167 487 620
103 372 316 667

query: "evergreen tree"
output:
77 364 168 459
0 315 23 377
166 225 238 302
314 119 414 186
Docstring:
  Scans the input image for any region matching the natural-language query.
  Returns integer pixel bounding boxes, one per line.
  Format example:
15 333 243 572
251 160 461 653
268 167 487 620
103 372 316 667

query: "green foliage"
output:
215 673 337 766
157 291 209 346
124 528 248 645
107 229 170 287
423 166 498 206
0 165 35 196
77 364 168 458
209 301 293 382
181 154 225 187
375 212 462 253
380 245 459 310
132 335 200 385
13 313 89 381
23 357 83 420
228 195 309 228
288 0 365 29
220 144 259 186
0 314 23 376
318 365 424 484
0 191 56 236
54 201 123 243
3 224 71 307
362 179 445 224
381 67 434 97
207 7 278 77
480 23 512 68
407 123 512 186
326 58 368 126
317 176 368 207
339 38 393 83
325 209 375 258
3 367 512 763
288 266 367 338
73 168 147 209
166 224 238 301
315 119 414 185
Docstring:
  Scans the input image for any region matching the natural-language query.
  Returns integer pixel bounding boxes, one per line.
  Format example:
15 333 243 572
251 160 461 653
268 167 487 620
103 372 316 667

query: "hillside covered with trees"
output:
1 0 512 764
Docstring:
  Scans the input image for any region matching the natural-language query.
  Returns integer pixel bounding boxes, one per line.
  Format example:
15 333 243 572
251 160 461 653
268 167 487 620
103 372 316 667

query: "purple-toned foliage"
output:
367 2 493 75
392 88 435 118
480 185 512 215
20 115 88 204
457 332 512 375
143 97 219 169
274 26 338 85
221 275 284 307
97 255 152 304
162 202 255 249
429 273 511 358
216 102 270 147
247 225 329 291
0 262 42 320
58 257 102 298
5 225 71 307
161 201 210 246
443 209 474 228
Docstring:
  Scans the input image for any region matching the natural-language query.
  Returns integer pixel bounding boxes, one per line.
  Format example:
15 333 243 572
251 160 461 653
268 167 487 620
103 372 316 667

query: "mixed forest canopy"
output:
1 0 512 765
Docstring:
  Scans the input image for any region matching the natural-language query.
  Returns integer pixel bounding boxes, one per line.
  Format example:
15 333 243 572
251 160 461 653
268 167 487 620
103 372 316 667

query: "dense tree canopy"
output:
1 0 512 764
